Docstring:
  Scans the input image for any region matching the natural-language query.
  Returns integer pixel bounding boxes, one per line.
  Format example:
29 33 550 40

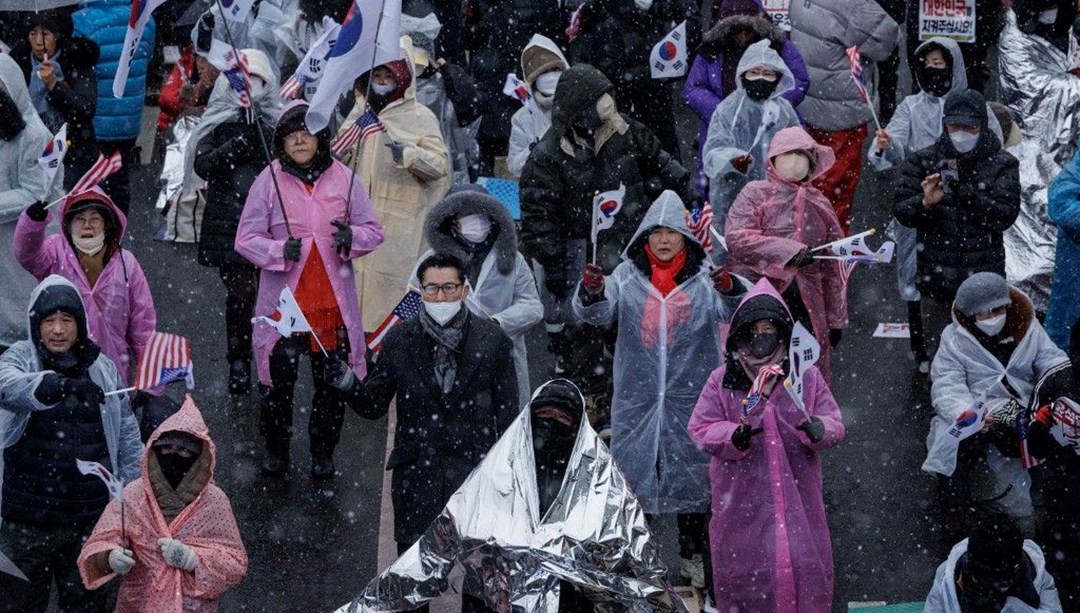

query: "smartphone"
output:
938 159 959 195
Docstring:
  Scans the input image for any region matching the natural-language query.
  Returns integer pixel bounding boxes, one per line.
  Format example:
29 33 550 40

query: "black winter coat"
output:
519 114 695 278
193 117 273 267
893 130 1020 301
345 312 519 543
11 36 100 187
464 0 566 148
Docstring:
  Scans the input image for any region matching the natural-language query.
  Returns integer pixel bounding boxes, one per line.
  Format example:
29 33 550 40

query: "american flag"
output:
222 51 252 108
134 332 194 390
685 203 715 252
741 363 785 421
846 46 869 103
836 257 859 288
365 289 423 354
280 74 305 99
69 151 122 197
330 108 385 157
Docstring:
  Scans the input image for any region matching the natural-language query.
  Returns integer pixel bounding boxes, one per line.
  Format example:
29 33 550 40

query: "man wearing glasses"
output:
324 253 519 612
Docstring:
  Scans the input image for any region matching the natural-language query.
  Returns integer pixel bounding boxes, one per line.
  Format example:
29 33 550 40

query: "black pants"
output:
217 263 258 363
395 541 492 613
96 139 138 216
260 334 350 460
645 512 712 594
0 520 106 613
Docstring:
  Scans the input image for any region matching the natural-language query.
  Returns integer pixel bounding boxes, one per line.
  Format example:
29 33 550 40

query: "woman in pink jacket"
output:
688 279 845 612
78 396 248 612
235 100 384 479
724 126 847 382
14 187 155 385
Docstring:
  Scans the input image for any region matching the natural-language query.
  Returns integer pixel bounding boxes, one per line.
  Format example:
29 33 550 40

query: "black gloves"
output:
788 247 815 268
797 417 825 443
323 358 355 391
731 424 764 451
36 374 105 408
829 329 842 348
331 221 352 257
26 201 48 222
543 266 571 299
283 237 302 262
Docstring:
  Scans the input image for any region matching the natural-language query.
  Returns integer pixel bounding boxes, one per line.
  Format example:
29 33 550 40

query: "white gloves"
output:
158 538 197 572
108 548 135 575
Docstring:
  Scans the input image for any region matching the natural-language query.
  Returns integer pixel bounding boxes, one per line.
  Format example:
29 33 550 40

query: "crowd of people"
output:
0 0 1079 611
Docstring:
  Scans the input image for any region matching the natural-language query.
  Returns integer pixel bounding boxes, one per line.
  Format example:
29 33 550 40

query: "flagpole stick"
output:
809 228 876 253
344 0 391 206
103 386 136 397
213 0 294 240
865 96 883 133
310 331 330 358
590 193 598 265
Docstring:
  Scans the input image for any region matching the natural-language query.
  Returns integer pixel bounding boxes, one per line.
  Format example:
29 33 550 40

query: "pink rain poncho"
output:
688 280 845 612
724 126 848 382
78 396 248 612
13 187 156 385
235 102 385 385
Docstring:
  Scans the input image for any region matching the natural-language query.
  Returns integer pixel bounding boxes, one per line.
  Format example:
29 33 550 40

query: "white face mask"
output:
949 131 979 153
634 0 653 10
456 214 492 244
1039 8 1059 24
774 152 811 182
371 82 396 96
424 300 462 326
534 71 561 96
73 233 105 256
249 76 267 98
975 313 1007 337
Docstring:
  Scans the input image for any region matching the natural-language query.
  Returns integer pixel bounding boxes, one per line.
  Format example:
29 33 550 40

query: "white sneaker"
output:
702 594 719 613
680 554 706 589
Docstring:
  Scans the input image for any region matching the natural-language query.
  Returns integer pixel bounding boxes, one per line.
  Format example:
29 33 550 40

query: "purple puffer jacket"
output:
14 187 156 385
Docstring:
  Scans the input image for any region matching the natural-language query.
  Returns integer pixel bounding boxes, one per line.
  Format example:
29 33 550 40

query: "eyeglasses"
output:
286 130 315 143
421 283 464 296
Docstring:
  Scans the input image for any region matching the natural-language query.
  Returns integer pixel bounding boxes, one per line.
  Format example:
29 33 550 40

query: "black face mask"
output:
741 331 781 359
155 448 199 489
919 66 952 97
741 75 779 101
0 89 26 141
532 416 577 457
571 104 605 138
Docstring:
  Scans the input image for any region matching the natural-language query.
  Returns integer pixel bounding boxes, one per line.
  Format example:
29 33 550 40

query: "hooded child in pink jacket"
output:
724 126 848 382
688 279 845 612
78 396 248 612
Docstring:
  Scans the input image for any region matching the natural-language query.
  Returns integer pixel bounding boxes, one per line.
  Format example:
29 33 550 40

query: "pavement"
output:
71 92 945 611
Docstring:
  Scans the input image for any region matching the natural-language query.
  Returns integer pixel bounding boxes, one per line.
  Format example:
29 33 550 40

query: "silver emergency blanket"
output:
998 10 1080 312
155 115 200 213
334 382 688 613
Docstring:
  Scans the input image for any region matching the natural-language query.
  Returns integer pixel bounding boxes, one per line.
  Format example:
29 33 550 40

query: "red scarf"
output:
645 243 687 297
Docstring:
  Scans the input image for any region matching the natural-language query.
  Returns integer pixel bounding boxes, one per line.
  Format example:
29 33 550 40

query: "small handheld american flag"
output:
846 46 868 103
365 289 423 354
836 257 858 288
223 52 252 108
685 203 715 252
280 74 305 100
135 332 194 390
331 108 386 157
69 151 123 197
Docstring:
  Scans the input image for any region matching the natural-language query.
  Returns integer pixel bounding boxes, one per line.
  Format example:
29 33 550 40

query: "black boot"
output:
261 440 290 476
229 359 252 396
908 301 929 374
311 453 336 480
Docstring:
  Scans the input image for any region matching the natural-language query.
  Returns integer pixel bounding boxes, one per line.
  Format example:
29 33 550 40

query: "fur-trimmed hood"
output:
698 11 785 60
424 188 518 276
953 286 1035 343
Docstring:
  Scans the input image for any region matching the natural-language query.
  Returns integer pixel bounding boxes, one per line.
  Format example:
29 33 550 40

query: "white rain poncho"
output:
0 54 51 348
928 288 1068 520
573 191 736 514
701 39 800 233
923 538 1062 612
335 381 686 612
998 10 1080 312
0 275 143 515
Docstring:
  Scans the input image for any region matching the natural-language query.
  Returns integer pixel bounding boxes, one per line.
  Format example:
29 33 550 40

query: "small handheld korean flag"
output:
590 183 625 263
922 393 989 476
783 322 820 420
650 21 688 79
77 459 124 502
502 73 533 111
252 286 313 337
38 123 68 190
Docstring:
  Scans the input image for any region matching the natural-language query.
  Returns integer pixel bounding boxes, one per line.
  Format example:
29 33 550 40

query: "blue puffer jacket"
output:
73 0 156 142
1045 139 1080 350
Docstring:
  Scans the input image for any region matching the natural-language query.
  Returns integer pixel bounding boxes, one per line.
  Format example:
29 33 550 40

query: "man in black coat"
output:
519 63 696 400
893 88 1021 356
325 253 518 611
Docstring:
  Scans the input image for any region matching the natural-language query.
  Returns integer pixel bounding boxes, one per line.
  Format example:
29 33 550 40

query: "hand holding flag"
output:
45 151 124 210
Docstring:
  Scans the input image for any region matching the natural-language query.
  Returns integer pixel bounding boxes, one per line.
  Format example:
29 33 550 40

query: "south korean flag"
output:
650 21 687 79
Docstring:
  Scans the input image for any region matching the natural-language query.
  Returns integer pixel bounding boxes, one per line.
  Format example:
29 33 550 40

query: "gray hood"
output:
622 190 705 262
0 53 48 139
734 38 795 99
425 189 518 276
913 36 968 95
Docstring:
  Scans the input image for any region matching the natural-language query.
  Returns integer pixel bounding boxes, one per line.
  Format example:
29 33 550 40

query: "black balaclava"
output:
916 45 954 98
960 513 1036 611
531 380 583 512
154 431 204 489
571 99 605 141
0 87 26 141
741 73 779 101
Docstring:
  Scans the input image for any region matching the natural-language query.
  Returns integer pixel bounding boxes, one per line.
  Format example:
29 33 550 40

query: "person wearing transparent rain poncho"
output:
700 38 800 235
334 379 687 613
573 191 744 593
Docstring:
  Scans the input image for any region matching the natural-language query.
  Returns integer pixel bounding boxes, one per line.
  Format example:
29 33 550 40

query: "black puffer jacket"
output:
464 0 566 148
10 35 100 186
519 64 695 279
193 116 274 267
893 114 1020 301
